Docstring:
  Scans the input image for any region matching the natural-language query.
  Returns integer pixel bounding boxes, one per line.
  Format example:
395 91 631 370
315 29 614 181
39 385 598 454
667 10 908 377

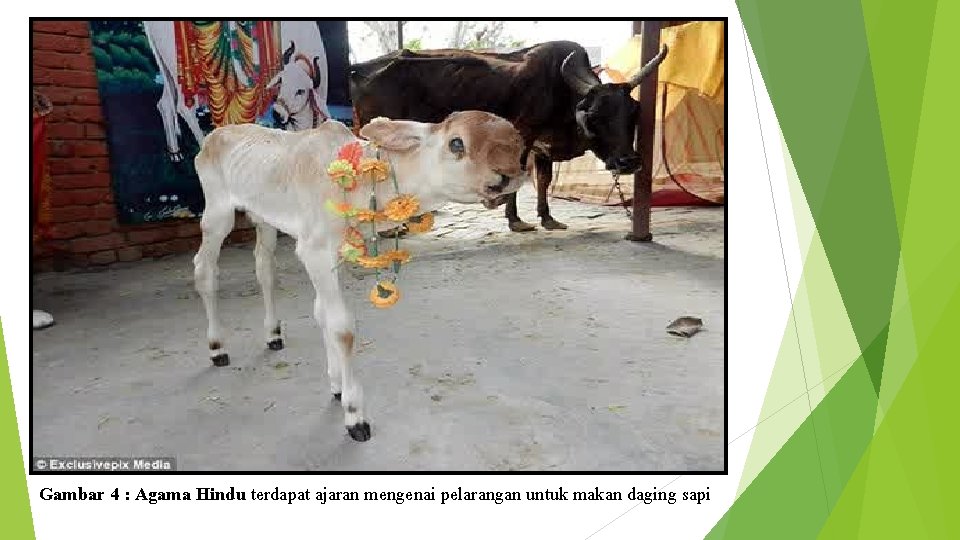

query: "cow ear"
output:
360 119 423 153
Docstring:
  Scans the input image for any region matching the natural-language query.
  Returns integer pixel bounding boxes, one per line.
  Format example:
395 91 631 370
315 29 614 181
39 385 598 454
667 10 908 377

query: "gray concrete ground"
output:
32 187 724 471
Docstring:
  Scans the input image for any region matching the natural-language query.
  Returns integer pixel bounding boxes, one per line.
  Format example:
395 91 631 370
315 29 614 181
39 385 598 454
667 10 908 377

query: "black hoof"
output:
333 392 342 402
211 353 230 367
267 338 284 351
347 422 371 442
541 218 568 230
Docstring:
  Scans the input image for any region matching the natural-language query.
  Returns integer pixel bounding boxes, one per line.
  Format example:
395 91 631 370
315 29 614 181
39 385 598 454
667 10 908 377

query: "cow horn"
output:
311 56 323 89
628 44 669 88
561 51 600 95
282 41 296 65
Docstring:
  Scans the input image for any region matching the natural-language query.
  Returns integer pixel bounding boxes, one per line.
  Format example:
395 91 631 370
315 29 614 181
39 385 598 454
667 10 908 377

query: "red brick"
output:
80 220 114 236
73 89 101 106
33 22 88 35
50 188 110 207
33 33 88 54
126 227 178 244
142 241 177 259
38 69 99 89
117 246 143 262
51 140 107 158
37 86 76 106
227 228 256 244
87 250 117 265
47 222 84 240
54 173 111 190
64 105 103 123
47 122 85 140
176 222 201 238
49 157 109 175
70 233 124 253
91 204 116 220
34 51 86 70
170 237 201 254
50 205 93 223
84 124 107 139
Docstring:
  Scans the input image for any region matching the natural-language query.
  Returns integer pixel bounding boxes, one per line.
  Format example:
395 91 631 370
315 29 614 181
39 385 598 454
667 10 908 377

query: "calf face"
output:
360 111 528 208
267 42 323 129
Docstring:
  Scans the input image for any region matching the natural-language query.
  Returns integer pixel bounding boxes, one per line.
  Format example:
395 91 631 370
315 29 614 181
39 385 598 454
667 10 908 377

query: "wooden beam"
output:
626 20 663 242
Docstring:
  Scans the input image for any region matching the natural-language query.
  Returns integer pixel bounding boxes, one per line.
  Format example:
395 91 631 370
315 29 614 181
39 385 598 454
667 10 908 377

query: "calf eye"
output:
295 89 306 96
449 137 465 155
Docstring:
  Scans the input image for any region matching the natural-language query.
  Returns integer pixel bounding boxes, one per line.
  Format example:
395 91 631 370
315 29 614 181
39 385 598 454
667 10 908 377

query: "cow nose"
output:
613 156 641 173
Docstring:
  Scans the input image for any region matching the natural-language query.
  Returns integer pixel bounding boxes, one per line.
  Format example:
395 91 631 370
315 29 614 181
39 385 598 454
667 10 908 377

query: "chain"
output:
612 171 632 219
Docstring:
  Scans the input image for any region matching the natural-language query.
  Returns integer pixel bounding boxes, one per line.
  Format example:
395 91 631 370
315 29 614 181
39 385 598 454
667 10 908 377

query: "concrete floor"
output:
32 188 725 471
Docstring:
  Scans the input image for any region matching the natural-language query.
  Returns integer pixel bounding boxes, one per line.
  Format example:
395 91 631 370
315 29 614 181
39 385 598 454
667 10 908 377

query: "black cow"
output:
350 40 668 231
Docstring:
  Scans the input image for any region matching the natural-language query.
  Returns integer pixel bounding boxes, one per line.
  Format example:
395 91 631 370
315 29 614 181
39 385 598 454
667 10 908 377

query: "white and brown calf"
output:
193 111 527 441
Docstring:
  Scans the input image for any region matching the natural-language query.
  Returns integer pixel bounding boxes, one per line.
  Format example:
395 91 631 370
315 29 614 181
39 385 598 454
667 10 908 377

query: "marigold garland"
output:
370 280 400 308
325 141 434 308
359 158 390 182
383 195 420 222
406 212 434 234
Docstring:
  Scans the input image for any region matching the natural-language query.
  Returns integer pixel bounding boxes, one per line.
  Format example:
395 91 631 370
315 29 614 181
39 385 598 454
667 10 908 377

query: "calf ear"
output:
360 119 423 153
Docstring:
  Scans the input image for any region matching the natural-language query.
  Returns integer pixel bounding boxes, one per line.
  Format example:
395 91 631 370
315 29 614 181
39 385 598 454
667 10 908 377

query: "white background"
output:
8 2 804 538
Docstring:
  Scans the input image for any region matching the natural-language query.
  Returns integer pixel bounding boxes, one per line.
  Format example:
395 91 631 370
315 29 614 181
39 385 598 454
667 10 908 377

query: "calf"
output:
193 111 527 441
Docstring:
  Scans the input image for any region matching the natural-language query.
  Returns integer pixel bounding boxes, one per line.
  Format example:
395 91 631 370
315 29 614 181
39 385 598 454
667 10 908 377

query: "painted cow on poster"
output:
142 20 331 162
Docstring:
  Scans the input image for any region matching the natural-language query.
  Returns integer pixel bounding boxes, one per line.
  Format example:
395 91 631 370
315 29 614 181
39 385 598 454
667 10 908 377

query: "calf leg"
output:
296 237 370 442
194 208 235 366
536 154 567 230
505 193 536 232
254 223 283 351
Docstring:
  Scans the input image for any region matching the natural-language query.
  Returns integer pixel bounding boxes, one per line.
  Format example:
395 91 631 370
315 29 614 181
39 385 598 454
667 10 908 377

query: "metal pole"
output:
397 21 404 50
626 20 662 242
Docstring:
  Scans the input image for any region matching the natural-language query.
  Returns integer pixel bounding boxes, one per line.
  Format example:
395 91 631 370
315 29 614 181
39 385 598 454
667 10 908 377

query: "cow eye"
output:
295 89 306 96
449 137 465 155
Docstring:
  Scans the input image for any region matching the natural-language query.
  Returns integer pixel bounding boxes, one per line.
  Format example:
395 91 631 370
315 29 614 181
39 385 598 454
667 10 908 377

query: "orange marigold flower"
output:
337 141 363 171
369 280 400 308
344 226 365 248
383 194 420 222
327 159 357 190
405 212 434 233
359 158 390 182
356 209 383 223
383 249 411 264
356 255 391 269
325 199 357 217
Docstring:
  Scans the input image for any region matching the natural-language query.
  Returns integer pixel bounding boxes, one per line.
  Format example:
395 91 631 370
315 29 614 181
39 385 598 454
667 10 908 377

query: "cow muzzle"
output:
605 155 641 175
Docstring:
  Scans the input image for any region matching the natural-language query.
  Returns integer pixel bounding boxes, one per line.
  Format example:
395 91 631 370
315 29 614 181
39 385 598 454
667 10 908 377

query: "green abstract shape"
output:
0 322 34 539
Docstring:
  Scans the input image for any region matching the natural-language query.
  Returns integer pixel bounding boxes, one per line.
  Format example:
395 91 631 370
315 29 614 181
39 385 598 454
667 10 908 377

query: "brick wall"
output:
31 21 254 271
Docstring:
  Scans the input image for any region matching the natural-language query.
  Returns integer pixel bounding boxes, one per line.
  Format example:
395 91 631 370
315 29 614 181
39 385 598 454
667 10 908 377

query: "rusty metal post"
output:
626 20 663 242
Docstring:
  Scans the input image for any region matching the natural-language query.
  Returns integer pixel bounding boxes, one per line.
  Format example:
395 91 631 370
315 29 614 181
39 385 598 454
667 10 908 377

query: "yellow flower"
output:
383 194 420 222
383 249 411 264
327 159 357 190
359 158 390 182
356 209 384 223
339 243 365 263
370 280 400 308
405 212 434 233
325 199 357 217
356 255 391 269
